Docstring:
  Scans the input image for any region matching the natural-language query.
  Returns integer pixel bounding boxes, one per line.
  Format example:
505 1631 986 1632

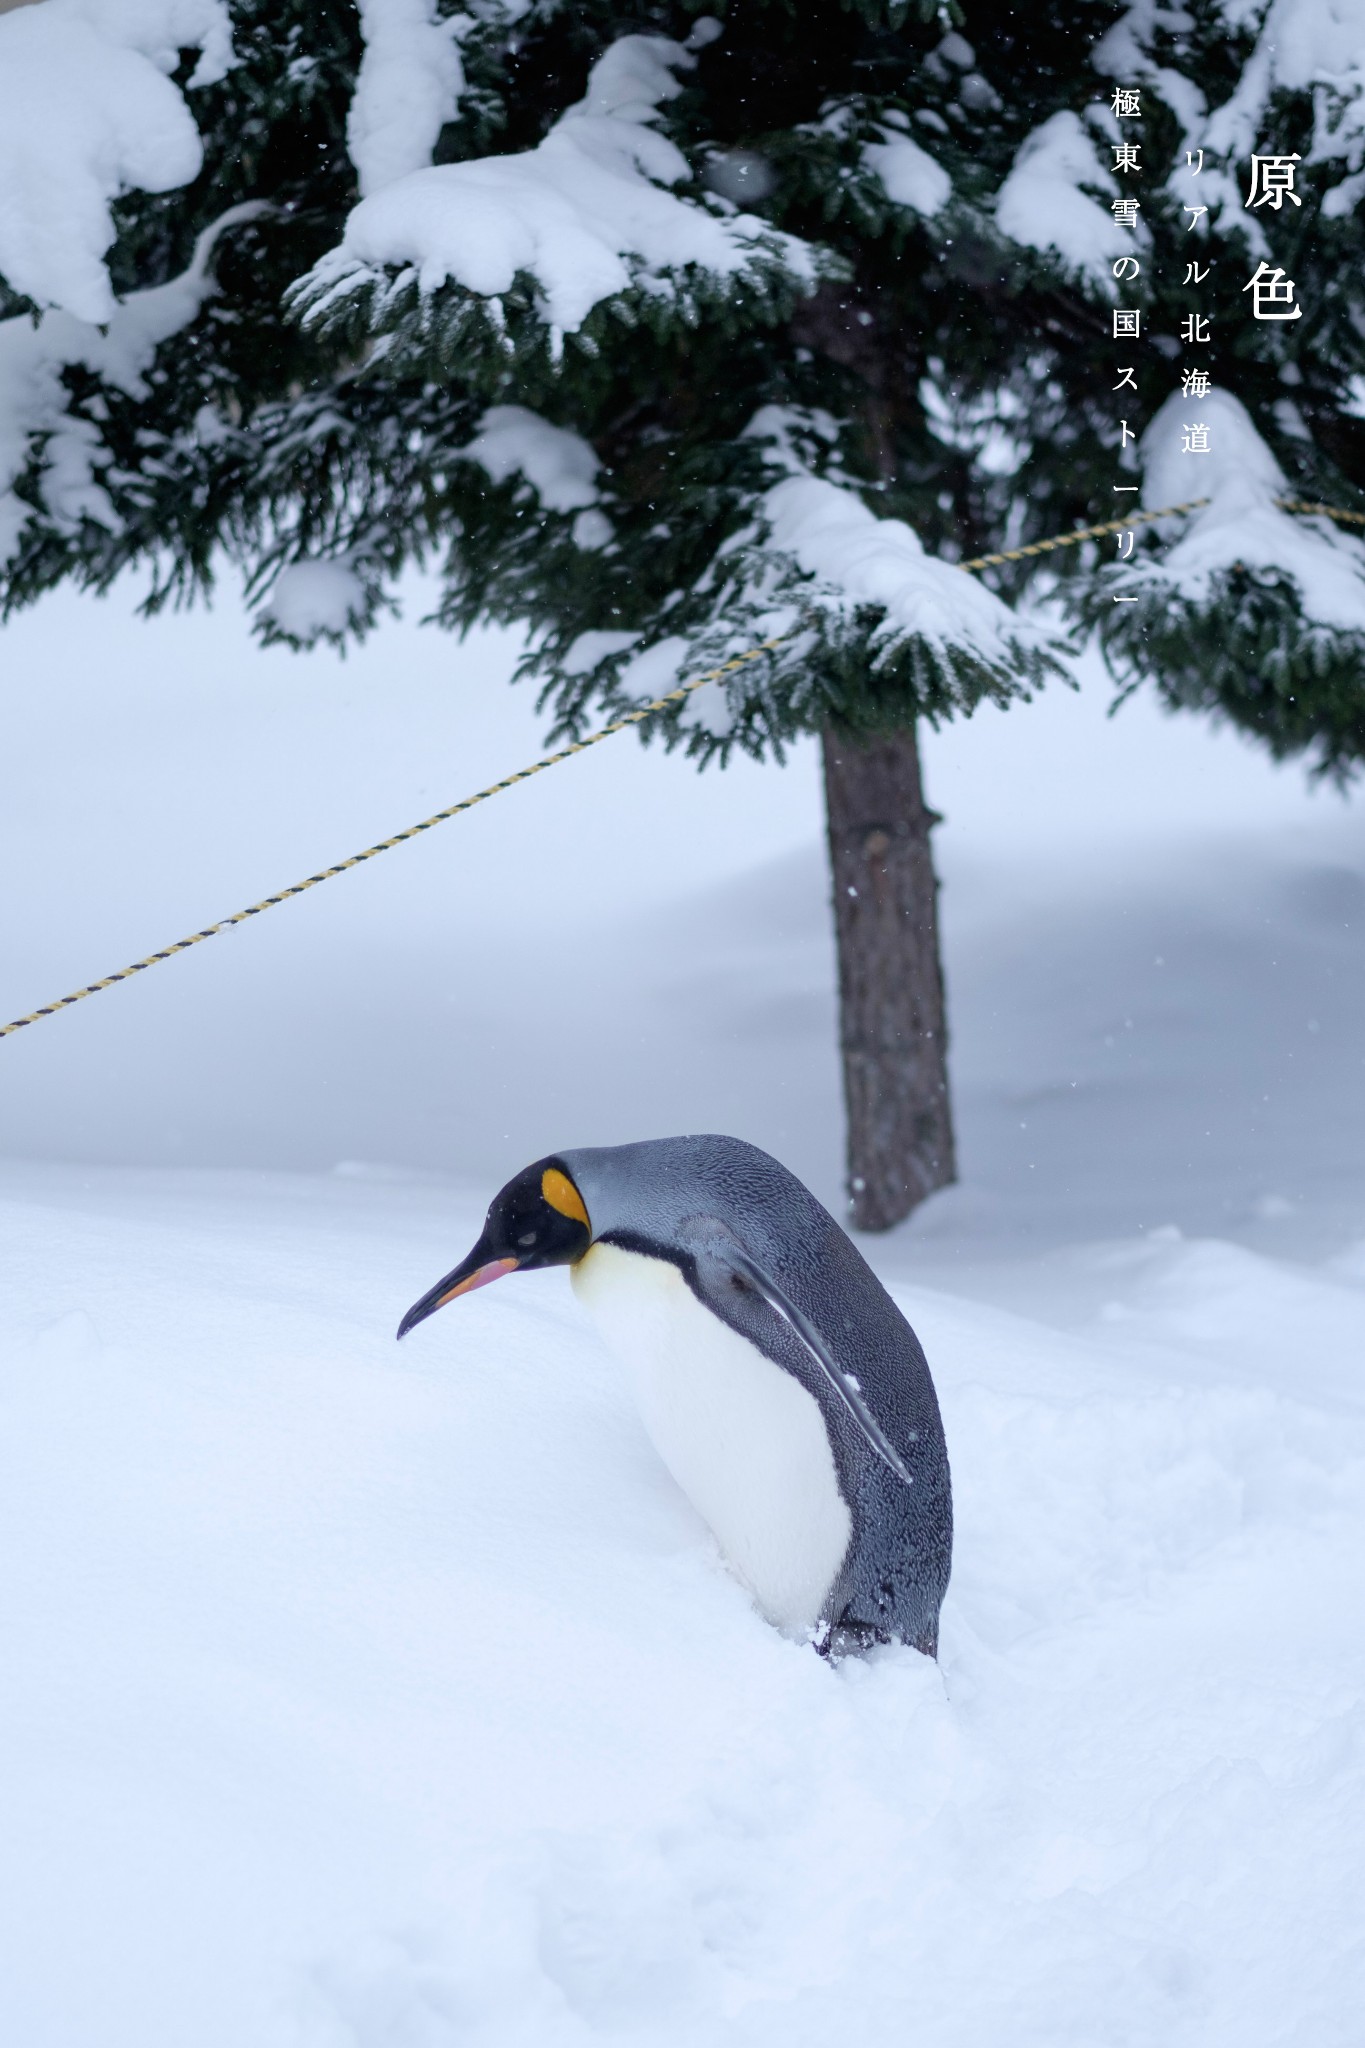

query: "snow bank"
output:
995 110 1136 292
348 0 466 197
299 33 819 347
2 582 1362 2042
0 1161 1361 2045
1138 389 1365 631
0 0 233 322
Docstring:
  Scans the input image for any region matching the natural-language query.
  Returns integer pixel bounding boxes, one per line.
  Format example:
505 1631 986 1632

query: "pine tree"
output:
4 0 1365 1226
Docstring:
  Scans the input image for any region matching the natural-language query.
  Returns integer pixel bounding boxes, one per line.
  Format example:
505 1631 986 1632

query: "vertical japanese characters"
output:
1109 85 1142 597
1103 88 1304 601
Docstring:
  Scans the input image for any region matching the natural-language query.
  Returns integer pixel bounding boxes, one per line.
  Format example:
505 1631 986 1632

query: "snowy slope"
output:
1 575 1364 2043
2 1162 1363 2046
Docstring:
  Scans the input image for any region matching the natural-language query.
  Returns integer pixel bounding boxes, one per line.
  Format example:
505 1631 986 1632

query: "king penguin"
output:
397 1134 951 1657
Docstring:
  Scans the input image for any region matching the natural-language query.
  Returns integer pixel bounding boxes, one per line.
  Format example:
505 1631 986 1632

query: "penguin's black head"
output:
396 1157 592 1339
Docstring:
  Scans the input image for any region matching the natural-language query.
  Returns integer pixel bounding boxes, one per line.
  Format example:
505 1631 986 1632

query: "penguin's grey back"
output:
562 1135 952 1654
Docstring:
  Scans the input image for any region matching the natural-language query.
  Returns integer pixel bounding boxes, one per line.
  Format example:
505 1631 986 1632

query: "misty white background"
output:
1 571 1360 1263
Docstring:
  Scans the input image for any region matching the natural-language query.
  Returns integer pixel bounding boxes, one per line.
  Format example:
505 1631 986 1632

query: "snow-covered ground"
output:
2 580 1363 2043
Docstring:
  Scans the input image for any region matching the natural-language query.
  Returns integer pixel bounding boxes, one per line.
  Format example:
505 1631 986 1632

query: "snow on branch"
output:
1138 390 1365 631
862 128 951 217
261 560 369 642
0 205 262 570
1096 0 1365 226
1203 0 1365 202
348 0 467 197
740 407 1058 679
0 0 234 324
460 406 614 548
1085 390 1365 776
995 111 1142 294
289 33 826 365
535 406 1067 764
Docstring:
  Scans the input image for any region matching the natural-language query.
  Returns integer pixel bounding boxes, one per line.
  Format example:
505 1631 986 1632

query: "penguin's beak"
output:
396 1245 519 1339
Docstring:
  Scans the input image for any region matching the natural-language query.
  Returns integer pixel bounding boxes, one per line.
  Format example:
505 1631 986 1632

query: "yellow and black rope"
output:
959 497 1210 570
0 636 787 1038
959 495 1365 572
3 490 1363 1041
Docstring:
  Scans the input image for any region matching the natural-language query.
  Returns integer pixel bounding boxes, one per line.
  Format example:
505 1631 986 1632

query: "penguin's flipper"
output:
684 1219 916 1491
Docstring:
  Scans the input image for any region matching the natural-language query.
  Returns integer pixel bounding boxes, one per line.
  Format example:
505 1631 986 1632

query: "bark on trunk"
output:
822 722 956 1233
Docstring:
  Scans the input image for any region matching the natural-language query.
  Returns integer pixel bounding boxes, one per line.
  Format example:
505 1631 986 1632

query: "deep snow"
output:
3 1164 1363 2047
1 577 1364 2043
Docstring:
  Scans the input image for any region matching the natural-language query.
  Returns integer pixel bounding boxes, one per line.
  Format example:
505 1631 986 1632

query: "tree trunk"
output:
822 723 956 1233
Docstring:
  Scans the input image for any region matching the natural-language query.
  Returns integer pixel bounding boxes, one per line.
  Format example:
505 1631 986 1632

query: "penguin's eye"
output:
517 1230 538 1247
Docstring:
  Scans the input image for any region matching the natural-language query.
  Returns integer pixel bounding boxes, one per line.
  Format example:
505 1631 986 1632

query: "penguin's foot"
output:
812 1614 892 1663
811 1608 940 1663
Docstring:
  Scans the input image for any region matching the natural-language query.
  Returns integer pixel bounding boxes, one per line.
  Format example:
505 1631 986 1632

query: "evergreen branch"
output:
1079 566 1365 781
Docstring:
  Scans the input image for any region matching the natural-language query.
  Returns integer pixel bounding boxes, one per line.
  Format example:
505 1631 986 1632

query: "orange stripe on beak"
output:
434 1256 519 1306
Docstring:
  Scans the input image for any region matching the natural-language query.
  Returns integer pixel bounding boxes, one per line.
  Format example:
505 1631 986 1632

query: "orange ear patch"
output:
542 1166 590 1228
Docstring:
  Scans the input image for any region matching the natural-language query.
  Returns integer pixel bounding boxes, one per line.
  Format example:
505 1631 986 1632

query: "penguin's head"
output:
396 1157 592 1339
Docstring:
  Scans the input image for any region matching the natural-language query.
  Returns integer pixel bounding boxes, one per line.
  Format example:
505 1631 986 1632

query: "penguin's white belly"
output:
572 1242 851 1635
